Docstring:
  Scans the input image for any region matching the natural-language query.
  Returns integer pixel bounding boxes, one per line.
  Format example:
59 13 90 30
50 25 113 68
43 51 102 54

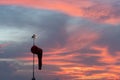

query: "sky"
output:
0 0 120 80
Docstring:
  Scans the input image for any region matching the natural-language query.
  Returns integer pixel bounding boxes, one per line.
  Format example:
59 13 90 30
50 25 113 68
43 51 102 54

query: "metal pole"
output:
32 34 36 80
32 53 35 80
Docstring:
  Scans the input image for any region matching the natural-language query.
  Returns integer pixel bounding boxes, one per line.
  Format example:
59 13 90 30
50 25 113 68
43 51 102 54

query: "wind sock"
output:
31 45 43 70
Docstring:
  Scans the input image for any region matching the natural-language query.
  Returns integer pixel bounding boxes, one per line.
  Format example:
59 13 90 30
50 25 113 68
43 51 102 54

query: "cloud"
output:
0 5 69 43
0 62 15 80
0 5 70 58
0 0 120 24
94 26 120 55
0 5 71 80
0 60 31 80
0 5 120 80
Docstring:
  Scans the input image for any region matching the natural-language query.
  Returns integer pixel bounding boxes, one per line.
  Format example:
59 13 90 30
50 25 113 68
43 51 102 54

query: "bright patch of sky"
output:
0 26 32 42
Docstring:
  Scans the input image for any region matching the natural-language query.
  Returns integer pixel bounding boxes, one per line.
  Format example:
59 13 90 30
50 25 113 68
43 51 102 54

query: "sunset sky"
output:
0 0 120 80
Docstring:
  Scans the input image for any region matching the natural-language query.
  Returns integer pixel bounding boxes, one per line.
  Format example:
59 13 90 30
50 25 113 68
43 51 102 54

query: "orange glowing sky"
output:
0 0 120 80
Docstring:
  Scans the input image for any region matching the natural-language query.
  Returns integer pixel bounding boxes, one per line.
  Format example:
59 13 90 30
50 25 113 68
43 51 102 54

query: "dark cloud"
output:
0 42 31 58
78 47 102 54
0 5 70 56
95 26 120 55
115 60 120 65
0 5 69 29
0 60 35 80
86 70 107 76
43 64 61 71
0 61 29 80
0 5 70 48
0 62 15 79
79 56 107 66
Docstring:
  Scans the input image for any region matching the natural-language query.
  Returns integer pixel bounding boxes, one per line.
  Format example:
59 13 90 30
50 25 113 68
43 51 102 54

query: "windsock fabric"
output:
31 45 43 70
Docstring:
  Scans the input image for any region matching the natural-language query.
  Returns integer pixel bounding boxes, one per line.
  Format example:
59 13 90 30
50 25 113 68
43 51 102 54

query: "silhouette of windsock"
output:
31 45 43 70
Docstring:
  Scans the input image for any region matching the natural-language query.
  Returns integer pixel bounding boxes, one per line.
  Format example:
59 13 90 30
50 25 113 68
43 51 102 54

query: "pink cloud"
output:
0 0 120 24
0 43 9 48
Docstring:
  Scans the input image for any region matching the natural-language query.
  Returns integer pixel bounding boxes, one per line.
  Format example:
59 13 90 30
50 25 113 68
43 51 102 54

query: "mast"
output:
32 34 37 80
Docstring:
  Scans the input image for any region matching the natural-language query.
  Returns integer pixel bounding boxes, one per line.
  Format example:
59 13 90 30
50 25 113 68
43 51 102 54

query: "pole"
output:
32 53 35 80
32 34 36 80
